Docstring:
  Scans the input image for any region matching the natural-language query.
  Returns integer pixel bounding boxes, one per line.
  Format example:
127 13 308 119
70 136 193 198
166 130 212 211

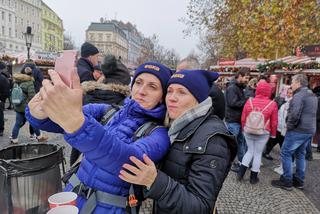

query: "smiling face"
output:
131 73 163 110
165 84 198 120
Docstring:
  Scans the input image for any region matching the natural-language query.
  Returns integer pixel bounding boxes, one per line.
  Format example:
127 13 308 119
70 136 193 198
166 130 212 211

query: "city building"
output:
86 21 128 63
0 0 18 54
41 1 63 52
14 0 42 53
111 20 142 68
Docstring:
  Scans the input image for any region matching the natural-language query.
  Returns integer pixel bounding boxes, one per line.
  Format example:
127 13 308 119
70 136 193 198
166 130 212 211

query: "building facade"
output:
14 0 42 53
0 0 16 54
112 20 142 68
86 21 128 64
0 0 63 56
41 1 63 52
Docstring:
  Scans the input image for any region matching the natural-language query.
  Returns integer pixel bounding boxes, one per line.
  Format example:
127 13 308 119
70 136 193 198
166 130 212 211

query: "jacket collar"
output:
78 57 94 71
13 73 33 82
122 98 166 121
81 81 130 97
174 107 213 142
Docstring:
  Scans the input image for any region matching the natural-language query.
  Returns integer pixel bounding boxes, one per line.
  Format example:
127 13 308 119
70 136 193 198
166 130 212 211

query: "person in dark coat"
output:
21 61 44 93
77 42 99 83
225 69 250 172
82 56 131 105
0 62 10 136
209 82 225 120
120 70 237 214
244 77 257 99
20 61 47 141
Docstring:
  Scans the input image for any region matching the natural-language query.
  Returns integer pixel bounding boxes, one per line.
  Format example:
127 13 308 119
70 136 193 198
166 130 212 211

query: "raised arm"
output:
64 114 170 170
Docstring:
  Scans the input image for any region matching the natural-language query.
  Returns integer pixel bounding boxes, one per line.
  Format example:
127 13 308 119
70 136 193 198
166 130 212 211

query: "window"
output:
9 14 12 22
1 26 4 35
1 11 4 21
9 27 11 37
15 29 17 37
90 33 94 40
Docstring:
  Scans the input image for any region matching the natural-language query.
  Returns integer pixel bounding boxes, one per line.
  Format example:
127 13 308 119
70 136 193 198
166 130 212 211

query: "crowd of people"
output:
0 41 319 213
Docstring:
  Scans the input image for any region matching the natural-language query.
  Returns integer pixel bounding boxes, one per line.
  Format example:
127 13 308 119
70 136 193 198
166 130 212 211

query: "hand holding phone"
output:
55 50 78 88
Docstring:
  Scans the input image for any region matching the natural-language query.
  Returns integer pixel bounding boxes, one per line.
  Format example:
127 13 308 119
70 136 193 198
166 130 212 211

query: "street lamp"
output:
23 26 34 60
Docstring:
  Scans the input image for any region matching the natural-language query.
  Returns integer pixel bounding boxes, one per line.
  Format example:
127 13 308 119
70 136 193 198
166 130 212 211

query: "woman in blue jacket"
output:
26 62 172 214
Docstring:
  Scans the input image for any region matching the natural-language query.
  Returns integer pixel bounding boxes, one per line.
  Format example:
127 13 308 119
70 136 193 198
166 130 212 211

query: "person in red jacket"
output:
237 80 278 184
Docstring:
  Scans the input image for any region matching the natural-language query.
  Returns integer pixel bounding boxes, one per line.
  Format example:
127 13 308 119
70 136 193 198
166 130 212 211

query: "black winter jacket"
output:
77 57 95 83
225 79 247 123
244 86 255 99
145 109 237 214
0 72 10 102
81 81 130 105
209 83 225 120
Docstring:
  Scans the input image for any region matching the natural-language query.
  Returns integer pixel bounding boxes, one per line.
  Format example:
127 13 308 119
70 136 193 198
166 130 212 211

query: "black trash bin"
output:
0 143 65 214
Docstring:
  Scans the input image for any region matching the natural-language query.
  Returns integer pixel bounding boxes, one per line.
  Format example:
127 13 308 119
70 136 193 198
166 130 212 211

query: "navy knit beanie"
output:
168 70 219 103
81 42 99 58
132 62 173 95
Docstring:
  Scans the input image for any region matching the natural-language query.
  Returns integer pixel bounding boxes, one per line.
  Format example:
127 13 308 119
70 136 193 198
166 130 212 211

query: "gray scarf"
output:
168 97 212 143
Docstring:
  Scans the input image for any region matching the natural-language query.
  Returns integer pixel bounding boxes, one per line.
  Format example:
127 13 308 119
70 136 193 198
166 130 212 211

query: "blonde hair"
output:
248 78 258 88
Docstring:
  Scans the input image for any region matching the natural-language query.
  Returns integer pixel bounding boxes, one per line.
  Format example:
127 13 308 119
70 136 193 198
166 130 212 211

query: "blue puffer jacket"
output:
26 98 170 214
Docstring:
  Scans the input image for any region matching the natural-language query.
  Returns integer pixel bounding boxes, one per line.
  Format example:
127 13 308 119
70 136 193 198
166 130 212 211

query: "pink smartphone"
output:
54 50 78 88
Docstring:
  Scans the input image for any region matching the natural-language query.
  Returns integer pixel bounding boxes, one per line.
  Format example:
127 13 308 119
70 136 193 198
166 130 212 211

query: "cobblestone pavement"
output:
1 109 320 214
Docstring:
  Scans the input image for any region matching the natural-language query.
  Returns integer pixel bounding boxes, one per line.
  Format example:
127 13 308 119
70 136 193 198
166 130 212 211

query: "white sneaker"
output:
29 135 36 140
10 138 18 144
274 165 283 175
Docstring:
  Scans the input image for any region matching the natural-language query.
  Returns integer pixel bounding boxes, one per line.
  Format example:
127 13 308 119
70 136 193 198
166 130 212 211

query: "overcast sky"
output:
43 0 199 58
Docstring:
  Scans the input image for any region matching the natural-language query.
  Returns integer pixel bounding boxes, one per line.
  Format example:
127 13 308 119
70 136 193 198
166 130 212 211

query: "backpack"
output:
61 105 161 184
11 83 24 105
244 98 273 135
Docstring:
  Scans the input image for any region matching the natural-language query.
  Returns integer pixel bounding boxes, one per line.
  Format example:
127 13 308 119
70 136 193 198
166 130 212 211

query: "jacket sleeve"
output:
145 135 230 214
287 95 303 131
25 106 64 133
241 100 250 129
226 86 246 108
270 102 278 137
25 103 108 134
64 114 170 171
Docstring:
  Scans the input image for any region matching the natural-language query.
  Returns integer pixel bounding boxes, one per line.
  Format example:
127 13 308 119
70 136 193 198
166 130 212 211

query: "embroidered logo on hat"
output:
172 74 185 79
144 65 160 71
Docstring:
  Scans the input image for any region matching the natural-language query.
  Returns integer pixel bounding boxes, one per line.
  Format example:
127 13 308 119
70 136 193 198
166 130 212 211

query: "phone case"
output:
55 50 78 88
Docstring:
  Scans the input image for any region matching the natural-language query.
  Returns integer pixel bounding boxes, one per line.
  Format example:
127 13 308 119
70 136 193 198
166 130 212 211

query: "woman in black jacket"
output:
119 70 237 214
